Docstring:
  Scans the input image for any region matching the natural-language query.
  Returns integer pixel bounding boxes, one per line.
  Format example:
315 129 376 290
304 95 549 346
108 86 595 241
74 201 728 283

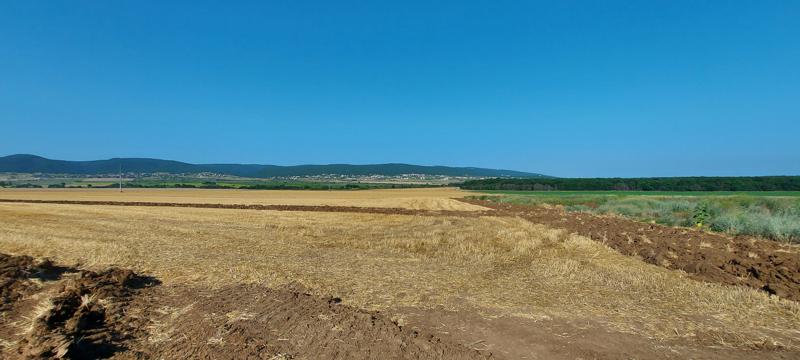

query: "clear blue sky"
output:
1 1 798 177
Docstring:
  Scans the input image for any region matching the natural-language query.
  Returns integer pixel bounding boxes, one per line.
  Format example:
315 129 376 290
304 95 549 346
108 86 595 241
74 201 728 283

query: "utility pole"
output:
119 164 123 193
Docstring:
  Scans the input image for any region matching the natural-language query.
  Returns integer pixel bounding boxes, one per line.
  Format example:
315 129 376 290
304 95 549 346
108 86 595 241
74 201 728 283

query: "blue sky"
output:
1 1 798 177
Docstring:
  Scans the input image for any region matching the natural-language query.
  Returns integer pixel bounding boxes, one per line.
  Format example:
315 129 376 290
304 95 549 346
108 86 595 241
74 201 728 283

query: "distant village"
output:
0 171 489 188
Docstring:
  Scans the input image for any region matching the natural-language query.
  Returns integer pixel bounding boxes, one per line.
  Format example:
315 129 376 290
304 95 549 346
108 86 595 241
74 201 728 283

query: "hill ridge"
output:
0 154 547 178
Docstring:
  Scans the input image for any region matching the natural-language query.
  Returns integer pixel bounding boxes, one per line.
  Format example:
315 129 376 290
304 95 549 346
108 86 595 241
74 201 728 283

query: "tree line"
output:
458 176 800 191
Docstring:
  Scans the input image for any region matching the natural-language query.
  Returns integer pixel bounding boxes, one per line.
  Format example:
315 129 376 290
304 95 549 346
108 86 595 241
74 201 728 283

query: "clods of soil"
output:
1 253 69 312
2 252 799 359
17 269 157 359
1 254 489 360
0 253 157 359
463 199 800 302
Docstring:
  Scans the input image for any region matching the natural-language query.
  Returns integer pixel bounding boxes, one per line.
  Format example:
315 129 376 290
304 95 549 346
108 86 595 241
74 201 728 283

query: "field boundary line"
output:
0 198 491 217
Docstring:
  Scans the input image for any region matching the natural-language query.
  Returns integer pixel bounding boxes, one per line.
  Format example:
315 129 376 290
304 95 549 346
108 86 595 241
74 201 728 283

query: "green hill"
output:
0 154 547 178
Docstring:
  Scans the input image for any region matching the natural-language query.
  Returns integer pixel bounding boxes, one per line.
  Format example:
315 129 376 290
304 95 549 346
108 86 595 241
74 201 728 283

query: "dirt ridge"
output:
1 254 70 312
462 199 800 302
1 253 158 359
1 254 491 360
17 268 156 359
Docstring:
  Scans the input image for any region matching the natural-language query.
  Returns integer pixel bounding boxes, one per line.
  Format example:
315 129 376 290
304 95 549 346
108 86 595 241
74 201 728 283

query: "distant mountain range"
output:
0 154 548 178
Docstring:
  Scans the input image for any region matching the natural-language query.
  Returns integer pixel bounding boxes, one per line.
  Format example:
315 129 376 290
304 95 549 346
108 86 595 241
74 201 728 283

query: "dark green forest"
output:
458 176 800 191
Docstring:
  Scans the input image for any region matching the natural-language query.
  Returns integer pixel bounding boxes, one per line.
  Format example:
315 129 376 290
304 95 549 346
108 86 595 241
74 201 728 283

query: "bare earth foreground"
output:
1 188 799 359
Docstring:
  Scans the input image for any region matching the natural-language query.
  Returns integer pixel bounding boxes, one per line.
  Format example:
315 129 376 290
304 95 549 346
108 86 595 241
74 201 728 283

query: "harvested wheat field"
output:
0 188 486 211
1 189 799 359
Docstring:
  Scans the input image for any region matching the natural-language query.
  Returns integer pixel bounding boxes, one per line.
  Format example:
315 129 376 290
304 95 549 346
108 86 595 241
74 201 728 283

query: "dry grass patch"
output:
0 203 798 350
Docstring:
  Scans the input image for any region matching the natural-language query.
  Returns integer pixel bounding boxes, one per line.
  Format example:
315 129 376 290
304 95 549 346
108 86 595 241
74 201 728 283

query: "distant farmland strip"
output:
0 198 489 217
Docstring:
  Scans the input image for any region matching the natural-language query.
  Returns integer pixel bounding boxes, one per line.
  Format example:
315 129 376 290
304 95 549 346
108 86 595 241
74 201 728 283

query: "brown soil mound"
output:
0 252 160 360
463 199 800 302
136 284 491 360
17 268 156 359
0 253 68 312
2 253 488 359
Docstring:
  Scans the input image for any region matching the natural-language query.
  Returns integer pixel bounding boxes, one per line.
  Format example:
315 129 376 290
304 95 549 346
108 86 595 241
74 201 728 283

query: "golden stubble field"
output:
0 187 487 211
1 188 799 355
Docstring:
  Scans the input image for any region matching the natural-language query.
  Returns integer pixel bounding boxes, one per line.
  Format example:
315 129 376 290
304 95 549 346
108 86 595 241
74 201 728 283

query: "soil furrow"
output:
461 198 800 302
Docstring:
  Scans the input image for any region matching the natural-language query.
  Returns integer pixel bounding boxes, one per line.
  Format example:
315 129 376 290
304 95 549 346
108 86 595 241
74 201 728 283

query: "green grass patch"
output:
474 190 800 197
470 192 800 243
